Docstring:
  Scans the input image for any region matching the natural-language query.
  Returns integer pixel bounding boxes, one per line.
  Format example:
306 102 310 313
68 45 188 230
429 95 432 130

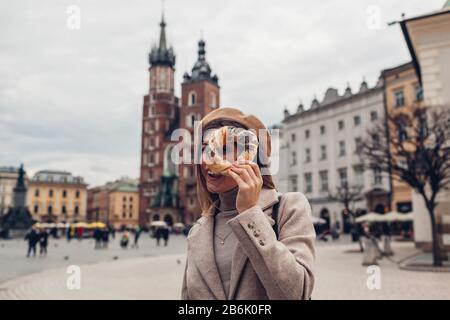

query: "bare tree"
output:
329 184 364 250
360 106 450 267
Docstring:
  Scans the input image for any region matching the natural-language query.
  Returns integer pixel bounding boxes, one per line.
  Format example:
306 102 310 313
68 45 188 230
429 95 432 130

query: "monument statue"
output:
1 164 34 238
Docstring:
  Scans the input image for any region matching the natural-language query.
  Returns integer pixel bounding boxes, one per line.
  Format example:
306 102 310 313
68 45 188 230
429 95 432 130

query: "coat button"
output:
253 230 261 237
259 239 265 246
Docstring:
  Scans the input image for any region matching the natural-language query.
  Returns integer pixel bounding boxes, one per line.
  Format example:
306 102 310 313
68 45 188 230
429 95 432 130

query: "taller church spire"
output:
149 13 175 67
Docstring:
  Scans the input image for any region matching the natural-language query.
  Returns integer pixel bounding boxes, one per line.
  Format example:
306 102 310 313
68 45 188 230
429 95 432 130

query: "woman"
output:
181 107 315 300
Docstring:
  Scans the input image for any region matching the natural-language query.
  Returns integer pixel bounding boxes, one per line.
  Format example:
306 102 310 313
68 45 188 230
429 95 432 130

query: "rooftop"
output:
283 77 383 123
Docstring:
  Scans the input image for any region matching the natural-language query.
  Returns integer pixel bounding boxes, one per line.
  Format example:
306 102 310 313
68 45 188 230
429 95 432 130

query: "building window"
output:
355 137 362 153
319 170 328 192
75 190 80 199
149 153 155 164
291 133 296 142
209 92 217 108
339 141 346 157
397 118 408 142
289 175 298 192
186 113 198 128
354 115 361 126
35 189 39 197
305 129 310 139
123 196 127 202
291 151 297 166
394 90 405 107
304 173 312 193
320 125 326 135
415 84 423 101
354 165 364 187
62 190 67 198
370 111 378 121
74 206 79 215
188 91 197 106
338 120 344 130
338 168 348 187
320 145 327 160
48 205 53 215
305 148 311 163
129 197 133 202
34 205 39 214
373 167 382 185
49 190 53 197
62 205 67 214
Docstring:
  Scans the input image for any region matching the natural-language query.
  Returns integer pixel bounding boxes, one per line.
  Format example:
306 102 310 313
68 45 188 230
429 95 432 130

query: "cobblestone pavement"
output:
0 233 187 283
1 236 450 299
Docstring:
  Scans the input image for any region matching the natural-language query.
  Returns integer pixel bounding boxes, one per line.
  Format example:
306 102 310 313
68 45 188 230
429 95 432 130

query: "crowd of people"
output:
24 226 48 257
23 223 177 257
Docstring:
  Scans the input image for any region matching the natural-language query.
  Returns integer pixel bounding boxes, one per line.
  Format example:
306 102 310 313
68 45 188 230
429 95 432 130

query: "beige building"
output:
27 170 88 223
400 2 450 249
381 62 423 213
87 178 139 229
0 166 29 217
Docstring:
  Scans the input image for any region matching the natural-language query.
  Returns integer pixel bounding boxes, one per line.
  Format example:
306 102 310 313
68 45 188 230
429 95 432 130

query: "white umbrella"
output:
355 212 385 223
173 222 185 228
150 221 167 227
311 216 327 225
383 211 414 222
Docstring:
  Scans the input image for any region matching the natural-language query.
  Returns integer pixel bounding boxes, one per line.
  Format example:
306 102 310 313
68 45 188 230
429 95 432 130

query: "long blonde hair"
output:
196 119 276 216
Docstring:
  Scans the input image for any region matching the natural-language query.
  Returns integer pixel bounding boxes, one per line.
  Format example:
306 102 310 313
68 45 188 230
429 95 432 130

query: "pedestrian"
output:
133 226 141 248
66 227 72 242
181 108 315 300
155 227 162 246
77 227 83 241
25 226 40 258
162 227 170 246
120 231 129 249
93 228 102 249
102 228 109 249
39 228 49 256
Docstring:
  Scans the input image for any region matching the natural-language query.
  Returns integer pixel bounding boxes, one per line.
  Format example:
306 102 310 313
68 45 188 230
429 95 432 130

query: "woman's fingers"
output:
236 163 258 183
231 166 253 186
227 168 247 188
247 161 263 181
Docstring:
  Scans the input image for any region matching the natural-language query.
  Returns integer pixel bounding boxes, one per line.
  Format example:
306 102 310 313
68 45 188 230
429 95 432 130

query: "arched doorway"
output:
164 214 174 226
152 214 160 221
320 208 330 231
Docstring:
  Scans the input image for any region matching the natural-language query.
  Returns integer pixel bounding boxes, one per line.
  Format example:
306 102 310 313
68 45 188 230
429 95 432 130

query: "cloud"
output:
0 0 444 186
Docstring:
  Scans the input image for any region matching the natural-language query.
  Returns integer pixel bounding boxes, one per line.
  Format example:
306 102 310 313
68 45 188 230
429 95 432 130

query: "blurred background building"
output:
87 177 139 229
400 2 450 250
27 170 87 223
278 79 390 232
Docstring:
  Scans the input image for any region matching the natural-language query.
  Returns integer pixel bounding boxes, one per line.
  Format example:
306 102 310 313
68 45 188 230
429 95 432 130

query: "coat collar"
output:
187 188 280 300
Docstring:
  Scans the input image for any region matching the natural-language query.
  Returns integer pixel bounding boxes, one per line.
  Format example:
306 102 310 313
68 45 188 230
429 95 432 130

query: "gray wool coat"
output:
181 188 316 300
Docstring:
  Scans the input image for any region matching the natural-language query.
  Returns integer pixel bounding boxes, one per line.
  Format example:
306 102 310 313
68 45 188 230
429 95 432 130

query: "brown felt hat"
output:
200 107 272 160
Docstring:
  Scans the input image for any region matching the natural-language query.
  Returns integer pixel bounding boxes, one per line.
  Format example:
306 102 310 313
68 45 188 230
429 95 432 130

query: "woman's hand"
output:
227 160 263 214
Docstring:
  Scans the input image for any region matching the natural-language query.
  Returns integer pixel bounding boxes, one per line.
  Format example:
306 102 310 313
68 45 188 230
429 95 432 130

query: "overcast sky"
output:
0 0 445 186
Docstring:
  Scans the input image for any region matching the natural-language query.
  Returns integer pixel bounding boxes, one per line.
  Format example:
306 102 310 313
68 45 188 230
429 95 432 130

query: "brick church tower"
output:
138 15 180 226
178 40 220 224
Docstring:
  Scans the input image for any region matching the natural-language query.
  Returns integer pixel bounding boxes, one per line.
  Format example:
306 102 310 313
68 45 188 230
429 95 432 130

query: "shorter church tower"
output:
179 39 220 224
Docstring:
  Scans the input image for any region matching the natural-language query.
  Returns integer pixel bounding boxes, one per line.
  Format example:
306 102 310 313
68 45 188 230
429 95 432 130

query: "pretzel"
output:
204 126 259 175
